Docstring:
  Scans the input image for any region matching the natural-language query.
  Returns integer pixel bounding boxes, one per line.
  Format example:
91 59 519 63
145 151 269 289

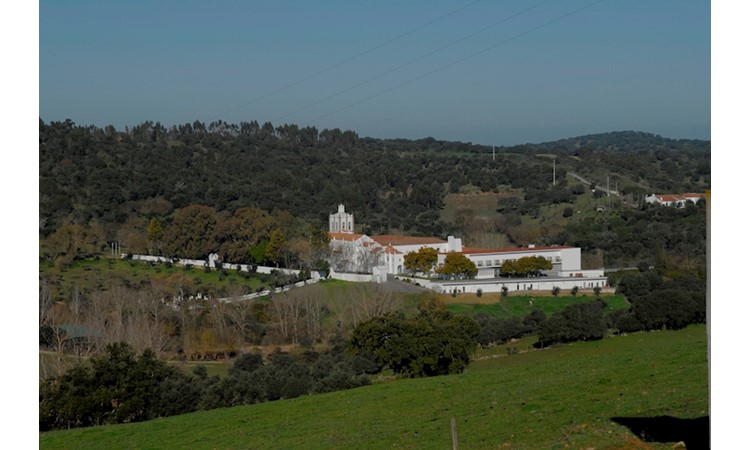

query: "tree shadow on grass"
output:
611 415 709 450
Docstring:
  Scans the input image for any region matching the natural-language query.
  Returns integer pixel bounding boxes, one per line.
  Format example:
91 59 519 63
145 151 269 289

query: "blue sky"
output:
39 0 710 145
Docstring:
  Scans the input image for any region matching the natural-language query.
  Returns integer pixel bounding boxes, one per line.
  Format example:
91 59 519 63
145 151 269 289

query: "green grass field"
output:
445 294 629 319
39 325 708 449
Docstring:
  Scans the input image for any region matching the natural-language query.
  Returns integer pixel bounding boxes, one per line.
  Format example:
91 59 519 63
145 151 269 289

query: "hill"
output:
528 130 710 154
39 325 708 449
39 120 709 270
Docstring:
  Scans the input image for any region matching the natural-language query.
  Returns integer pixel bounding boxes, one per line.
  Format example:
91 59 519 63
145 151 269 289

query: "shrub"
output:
475 314 524 347
551 286 560 296
39 343 202 431
535 300 607 348
570 286 579 296
348 310 480 377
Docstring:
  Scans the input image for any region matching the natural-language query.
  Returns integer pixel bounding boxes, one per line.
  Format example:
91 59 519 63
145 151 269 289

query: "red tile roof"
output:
654 193 705 202
382 245 402 255
328 232 365 242
370 235 446 246
655 195 681 202
456 245 571 255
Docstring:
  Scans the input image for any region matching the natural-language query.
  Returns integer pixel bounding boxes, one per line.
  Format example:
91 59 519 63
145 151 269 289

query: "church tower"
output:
329 204 354 234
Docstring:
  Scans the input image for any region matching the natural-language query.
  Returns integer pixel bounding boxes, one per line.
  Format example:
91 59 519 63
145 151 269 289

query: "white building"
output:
453 244 602 280
327 204 605 291
645 193 705 208
329 204 354 233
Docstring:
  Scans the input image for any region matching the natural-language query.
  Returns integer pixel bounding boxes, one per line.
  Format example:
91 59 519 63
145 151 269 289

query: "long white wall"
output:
125 253 304 277
433 276 609 295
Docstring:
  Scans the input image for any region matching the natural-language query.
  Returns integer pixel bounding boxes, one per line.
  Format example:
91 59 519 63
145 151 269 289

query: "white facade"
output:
370 234 463 275
326 204 605 292
645 193 705 208
436 276 609 295
329 204 354 233
445 245 583 280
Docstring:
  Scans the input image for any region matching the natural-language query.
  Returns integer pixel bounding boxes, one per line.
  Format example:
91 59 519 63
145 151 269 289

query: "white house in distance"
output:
645 193 705 208
327 204 606 293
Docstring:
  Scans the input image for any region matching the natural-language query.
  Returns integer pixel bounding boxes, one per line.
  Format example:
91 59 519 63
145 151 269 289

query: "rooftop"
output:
328 232 366 242
370 235 447 246
456 245 571 255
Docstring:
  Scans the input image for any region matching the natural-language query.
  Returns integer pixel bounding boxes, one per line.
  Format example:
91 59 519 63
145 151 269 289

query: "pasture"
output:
40 325 708 449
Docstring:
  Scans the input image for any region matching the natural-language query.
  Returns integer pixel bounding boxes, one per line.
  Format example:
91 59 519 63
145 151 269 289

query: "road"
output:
568 172 620 196
382 275 430 293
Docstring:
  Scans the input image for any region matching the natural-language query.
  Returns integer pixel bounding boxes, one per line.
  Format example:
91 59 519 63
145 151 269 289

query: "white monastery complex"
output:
327 205 607 294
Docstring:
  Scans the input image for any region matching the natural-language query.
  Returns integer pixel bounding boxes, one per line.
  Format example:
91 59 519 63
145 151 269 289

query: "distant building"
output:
645 193 705 208
327 204 603 282
329 204 354 234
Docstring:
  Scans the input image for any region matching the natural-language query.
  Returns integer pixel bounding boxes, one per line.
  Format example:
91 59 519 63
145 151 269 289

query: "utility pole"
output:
553 159 556 186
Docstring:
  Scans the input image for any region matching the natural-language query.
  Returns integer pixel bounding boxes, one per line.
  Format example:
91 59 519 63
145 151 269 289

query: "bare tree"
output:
271 286 327 345
39 280 54 329
273 290 303 344
224 300 263 348
300 285 324 344
353 283 397 322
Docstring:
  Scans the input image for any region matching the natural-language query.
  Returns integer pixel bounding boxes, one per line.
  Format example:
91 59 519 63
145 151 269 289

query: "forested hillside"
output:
39 119 709 269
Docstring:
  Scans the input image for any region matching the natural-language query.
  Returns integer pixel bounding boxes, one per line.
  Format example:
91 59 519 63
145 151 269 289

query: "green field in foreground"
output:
445 294 629 319
40 325 708 449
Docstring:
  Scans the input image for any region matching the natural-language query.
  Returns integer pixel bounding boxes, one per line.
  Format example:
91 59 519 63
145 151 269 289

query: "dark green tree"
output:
162 204 218 259
265 228 287 267
535 300 607 347
348 310 479 378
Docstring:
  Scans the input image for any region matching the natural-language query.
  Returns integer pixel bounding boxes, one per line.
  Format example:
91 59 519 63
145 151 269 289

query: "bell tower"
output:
329 204 354 233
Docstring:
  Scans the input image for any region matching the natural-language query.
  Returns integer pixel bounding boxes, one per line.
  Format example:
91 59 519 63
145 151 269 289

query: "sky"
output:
38 0 710 146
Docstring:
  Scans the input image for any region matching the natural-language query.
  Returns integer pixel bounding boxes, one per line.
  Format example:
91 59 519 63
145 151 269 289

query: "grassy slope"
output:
39 257 270 301
445 294 629 319
40 325 708 449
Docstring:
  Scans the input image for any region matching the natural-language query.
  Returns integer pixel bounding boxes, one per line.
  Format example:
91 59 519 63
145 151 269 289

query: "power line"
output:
305 0 607 126
274 0 554 123
205 0 483 123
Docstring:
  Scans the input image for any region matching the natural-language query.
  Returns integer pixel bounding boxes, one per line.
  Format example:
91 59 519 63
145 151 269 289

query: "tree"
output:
347 310 479 377
633 289 705 331
403 247 438 276
146 218 164 254
45 223 106 267
213 207 277 264
40 342 201 431
499 256 552 278
265 228 287 267
436 253 478 280
474 314 524 347
535 300 607 347
161 204 218 259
